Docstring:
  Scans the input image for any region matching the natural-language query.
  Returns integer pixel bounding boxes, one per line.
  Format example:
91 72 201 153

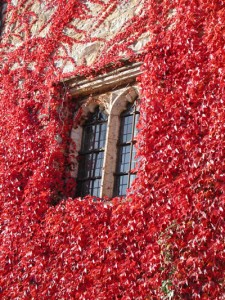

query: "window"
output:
76 107 108 197
74 96 139 198
113 100 139 196
67 62 142 199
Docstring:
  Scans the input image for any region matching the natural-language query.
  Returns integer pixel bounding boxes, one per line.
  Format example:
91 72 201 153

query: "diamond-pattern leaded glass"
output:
76 107 108 197
114 100 139 197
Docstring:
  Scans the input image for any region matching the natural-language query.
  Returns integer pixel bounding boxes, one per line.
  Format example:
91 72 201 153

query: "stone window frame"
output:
64 62 142 198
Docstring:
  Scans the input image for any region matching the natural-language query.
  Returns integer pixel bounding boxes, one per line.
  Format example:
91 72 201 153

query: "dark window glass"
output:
76 107 108 197
0 2 6 36
114 100 140 196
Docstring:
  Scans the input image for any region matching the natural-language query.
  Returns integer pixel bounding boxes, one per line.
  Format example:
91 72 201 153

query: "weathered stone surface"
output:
76 42 101 66
2 1 150 73
67 62 142 97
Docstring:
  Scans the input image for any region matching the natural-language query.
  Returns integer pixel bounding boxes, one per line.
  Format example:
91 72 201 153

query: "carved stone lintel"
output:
63 62 142 97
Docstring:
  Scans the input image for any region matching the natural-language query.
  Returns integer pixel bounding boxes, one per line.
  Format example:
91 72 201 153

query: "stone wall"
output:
2 0 150 75
1 1 149 198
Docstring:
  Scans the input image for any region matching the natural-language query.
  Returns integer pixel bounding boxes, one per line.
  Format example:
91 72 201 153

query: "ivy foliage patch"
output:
1 0 225 299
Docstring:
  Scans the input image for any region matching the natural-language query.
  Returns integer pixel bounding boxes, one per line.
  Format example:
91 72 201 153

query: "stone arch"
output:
110 86 139 115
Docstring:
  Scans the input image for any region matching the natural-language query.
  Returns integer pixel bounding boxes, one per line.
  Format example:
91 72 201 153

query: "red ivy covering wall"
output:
1 0 225 299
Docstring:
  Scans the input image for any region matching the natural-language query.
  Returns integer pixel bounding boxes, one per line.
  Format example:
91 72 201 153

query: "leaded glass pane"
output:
93 152 104 177
99 123 107 148
118 175 128 196
129 174 136 186
92 179 101 197
131 144 137 170
76 107 107 197
118 145 131 173
79 153 92 178
114 99 139 197
120 115 133 143
83 125 94 151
